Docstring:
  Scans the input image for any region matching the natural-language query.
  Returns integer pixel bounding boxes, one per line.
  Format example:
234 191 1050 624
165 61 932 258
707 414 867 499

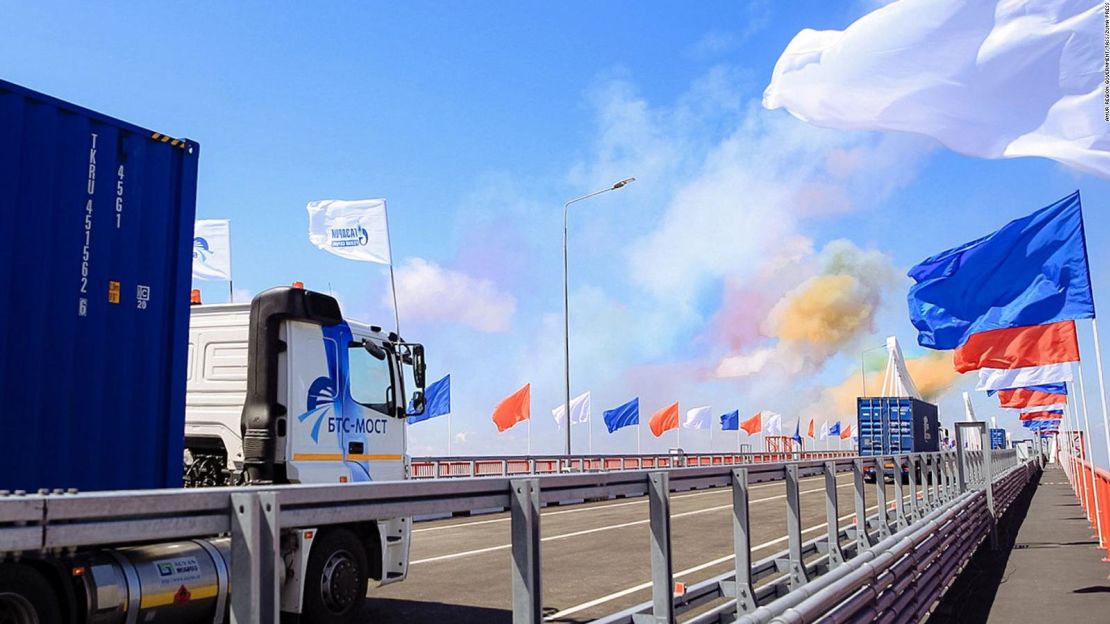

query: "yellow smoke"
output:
819 351 961 417
770 274 874 346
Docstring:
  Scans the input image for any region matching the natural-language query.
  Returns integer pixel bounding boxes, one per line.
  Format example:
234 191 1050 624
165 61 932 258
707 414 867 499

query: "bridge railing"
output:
0 440 1039 624
1075 457 1110 559
410 450 856 479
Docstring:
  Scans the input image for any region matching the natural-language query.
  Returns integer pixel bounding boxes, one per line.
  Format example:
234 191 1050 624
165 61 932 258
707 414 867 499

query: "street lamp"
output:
562 177 635 456
860 343 887 396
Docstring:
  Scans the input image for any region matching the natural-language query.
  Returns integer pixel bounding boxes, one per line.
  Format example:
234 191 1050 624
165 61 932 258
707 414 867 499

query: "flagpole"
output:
637 421 641 455
382 203 402 337
448 412 453 456
1078 361 1103 545
588 413 593 455
527 416 532 456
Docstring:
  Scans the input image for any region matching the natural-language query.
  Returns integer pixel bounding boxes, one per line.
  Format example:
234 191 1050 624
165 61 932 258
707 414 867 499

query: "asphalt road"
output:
359 472 910 623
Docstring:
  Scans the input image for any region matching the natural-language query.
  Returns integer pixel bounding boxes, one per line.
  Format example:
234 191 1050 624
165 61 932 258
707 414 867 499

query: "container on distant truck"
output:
990 428 1007 450
857 396 940 482
0 78 199 492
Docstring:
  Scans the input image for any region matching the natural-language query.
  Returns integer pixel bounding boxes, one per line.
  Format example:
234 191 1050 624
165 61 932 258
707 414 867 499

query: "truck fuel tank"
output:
81 538 230 624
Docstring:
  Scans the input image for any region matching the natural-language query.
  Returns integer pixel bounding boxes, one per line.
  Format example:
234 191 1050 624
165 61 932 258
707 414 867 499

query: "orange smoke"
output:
770 274 875 346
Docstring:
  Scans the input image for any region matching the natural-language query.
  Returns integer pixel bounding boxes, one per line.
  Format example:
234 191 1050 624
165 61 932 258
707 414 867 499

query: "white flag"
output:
977 363 1073 392
192 219 232 281
819 420 830 440
764 411 783 436
683 406 712 431
763 0 1109 178
552 392 591 428
307 199 392 265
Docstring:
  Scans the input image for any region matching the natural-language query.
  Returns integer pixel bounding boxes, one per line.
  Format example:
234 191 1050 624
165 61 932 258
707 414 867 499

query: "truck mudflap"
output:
376 517 411 587
241 287 343 484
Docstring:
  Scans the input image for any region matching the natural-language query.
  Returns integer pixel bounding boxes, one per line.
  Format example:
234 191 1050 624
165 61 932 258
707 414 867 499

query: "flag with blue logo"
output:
792 420 802 445
604 397 640 434
720 410 739 431
829 421 841 436
192 219 232 281
907 192 1095 350
307 199 392 265
407 374 450 424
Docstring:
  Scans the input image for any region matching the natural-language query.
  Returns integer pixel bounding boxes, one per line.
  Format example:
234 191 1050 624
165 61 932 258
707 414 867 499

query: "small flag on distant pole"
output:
193 219 232 281
740 413 762 436
683 406 712 431
649 403 680 438
720 411 740 431
408 374 450 424
492 384 531 433
604 398 640 434
552 392 591 428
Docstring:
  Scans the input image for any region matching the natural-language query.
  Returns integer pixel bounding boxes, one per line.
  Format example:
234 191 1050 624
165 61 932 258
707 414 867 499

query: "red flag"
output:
997 387 1067 409
807 418 815 438
1019 409 1065 421
648 402 679 437
491 384 531 432
953 321 1080 373
840 424 852 439
740 413 762 436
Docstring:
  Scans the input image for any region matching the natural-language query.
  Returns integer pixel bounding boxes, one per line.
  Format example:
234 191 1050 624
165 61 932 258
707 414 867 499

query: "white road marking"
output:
409 482 855 565
545 501 893 621
413 472 854 534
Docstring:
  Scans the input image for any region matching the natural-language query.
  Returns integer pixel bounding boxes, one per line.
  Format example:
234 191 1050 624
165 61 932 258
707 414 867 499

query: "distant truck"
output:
990 428 1007 450
857 397 940 482
0 79 427 623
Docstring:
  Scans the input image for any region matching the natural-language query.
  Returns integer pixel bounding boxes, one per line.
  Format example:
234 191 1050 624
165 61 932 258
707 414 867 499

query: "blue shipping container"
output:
0 79 199 491
857 397 940 456
990 428 1007 450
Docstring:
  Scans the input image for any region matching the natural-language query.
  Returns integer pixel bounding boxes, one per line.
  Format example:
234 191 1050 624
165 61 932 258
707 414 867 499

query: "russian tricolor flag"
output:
908 192 1094 391
990 383 1068 409
953 320 1080 391
1018 408 1065 422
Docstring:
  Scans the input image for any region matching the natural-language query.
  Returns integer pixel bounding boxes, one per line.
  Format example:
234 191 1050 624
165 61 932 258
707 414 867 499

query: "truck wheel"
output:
303 528 369 624
0 564 61 624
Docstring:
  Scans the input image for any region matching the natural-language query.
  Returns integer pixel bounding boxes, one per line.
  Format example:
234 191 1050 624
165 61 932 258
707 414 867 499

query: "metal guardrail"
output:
410 451 856 479
0 445 1036 624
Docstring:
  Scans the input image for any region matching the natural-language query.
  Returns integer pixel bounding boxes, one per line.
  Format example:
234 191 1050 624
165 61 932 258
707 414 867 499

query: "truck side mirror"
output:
411 344 426 390
409 390 426 416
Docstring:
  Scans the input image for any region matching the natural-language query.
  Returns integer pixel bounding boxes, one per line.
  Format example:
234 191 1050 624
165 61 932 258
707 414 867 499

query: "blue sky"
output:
5 1 1108 462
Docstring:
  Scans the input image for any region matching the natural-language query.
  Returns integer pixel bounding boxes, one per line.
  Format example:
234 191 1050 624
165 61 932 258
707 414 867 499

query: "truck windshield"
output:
348 343 392 414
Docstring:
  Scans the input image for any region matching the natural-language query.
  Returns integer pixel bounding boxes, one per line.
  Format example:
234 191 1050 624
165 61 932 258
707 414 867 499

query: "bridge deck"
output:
937 463 1109 623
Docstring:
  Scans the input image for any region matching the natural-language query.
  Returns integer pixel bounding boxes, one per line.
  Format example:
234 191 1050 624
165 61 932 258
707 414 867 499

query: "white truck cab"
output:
183 285 425 622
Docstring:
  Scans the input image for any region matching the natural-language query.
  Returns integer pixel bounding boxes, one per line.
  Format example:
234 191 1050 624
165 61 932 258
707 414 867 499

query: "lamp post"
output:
859 343 887 397
563 177 635 455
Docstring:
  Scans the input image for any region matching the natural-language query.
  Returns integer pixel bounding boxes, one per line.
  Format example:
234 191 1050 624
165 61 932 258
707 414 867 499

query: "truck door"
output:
344 335 405 482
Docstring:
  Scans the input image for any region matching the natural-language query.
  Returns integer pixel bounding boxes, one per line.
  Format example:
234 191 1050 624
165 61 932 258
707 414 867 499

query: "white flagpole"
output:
710 423 714 453
588 413 593 455
527 416 532 456
381 203 402 337
448 412 453 456
1078 361 1103 545
637 420 641 455
677 420 681 451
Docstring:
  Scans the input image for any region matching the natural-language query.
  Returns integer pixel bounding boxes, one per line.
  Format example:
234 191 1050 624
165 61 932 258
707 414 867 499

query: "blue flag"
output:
829 421 841 436
907 192 1095 350
407 374 450 424
720 410 739 431
603 397 639 434
987 383 1068 397
792 420 802 445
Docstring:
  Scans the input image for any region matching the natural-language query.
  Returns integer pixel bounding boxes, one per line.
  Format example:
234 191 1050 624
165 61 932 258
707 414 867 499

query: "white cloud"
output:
391 257 517 333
